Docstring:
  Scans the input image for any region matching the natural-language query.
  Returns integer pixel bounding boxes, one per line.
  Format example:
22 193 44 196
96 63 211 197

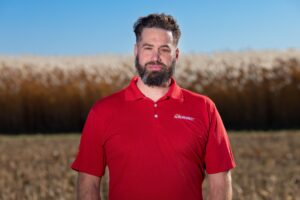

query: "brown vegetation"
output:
0 131 299 200
0 50 300 132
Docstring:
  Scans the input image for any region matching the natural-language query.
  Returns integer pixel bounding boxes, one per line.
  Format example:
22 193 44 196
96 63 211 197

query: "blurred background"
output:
0 1 299 200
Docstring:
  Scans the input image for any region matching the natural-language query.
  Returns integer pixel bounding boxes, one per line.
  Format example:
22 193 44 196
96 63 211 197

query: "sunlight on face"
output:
134 28 179 86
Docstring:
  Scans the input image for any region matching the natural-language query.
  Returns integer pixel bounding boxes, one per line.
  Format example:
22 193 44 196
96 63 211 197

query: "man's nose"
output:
151 50 161 62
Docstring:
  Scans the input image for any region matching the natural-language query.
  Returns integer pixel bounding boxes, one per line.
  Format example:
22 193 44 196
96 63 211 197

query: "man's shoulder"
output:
181 88 215 106
91 87 126 113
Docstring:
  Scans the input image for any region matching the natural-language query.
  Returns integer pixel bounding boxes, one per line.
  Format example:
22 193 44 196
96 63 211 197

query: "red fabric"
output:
71 76 236 200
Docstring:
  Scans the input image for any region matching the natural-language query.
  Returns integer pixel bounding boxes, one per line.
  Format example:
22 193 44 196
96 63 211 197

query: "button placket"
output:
153 103 158 119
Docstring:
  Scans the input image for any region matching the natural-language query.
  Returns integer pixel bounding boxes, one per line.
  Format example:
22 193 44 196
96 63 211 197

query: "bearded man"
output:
71 13 236 200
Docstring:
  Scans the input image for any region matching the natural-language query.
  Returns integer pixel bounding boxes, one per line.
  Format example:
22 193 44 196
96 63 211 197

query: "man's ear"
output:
175 48 180 60
134 44 138 57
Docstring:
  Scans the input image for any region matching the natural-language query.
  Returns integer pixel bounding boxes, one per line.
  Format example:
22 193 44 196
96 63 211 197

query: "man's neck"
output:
136 77 171 102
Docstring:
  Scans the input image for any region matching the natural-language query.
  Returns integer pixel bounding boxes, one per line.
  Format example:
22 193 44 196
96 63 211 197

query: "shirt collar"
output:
124 76 184 102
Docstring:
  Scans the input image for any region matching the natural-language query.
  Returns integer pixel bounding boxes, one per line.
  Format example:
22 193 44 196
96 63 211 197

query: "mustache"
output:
145 61 167 68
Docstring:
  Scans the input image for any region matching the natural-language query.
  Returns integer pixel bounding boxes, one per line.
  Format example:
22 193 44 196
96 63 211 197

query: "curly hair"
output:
133 13 181 45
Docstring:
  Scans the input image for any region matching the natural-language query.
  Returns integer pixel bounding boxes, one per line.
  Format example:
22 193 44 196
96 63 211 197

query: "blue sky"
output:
0 0 300 55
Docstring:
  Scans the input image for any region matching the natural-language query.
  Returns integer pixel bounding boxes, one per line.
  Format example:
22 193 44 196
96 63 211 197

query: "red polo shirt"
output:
71 76 235 200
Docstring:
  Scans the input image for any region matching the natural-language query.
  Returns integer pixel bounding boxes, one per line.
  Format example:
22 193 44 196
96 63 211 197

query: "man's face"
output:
134 28 179 86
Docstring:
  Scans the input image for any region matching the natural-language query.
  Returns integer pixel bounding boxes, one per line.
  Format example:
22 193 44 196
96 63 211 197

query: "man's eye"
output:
161 48 171 53
144 47 152 50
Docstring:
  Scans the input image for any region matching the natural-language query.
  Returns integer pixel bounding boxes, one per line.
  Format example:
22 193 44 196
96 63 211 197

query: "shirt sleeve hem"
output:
70 163 105 177
206 163 236 174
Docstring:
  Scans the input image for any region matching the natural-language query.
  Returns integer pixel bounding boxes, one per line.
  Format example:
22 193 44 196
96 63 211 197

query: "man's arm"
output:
207 170 232 200
76 172 102 200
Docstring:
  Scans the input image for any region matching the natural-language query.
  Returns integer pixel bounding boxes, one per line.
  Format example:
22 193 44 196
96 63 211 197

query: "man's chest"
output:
103 101 208 167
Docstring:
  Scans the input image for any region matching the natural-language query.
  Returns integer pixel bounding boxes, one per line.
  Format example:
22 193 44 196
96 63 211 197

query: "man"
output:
71 13 236 200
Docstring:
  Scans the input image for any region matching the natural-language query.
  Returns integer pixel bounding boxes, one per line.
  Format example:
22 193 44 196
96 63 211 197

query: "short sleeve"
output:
71 108 107 177
204 102 236 174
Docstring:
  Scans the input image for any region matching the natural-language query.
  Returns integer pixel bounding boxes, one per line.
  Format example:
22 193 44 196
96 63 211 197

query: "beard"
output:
135 55 176 87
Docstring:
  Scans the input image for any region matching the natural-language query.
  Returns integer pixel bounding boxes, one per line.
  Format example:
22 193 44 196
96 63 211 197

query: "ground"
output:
0 131 299 200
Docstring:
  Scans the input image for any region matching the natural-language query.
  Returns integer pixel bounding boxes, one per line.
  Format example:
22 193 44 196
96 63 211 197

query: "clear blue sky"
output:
1 0 300 55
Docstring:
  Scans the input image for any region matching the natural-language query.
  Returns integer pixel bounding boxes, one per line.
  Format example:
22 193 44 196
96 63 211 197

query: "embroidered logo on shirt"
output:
174 114 194 121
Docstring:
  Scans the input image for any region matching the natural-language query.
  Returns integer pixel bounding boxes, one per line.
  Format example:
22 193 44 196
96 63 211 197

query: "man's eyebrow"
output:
142 43 154 47
159 45 171 49
141 43 172 49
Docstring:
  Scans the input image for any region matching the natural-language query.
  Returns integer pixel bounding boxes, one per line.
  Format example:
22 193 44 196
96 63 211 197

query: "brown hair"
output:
133 13 181 45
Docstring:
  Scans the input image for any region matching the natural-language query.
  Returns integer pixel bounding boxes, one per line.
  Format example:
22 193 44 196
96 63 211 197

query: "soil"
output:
0 131 299 200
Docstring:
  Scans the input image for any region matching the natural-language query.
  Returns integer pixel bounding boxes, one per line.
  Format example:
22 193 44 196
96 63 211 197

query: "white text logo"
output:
174 114 194 121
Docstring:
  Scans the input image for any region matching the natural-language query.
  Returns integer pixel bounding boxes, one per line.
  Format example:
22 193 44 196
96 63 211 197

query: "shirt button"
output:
154 103 157 108
154 114 158 118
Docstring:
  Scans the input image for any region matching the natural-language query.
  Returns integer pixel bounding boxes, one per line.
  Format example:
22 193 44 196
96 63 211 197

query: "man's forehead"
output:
139 28 174 44
141 27 172 34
